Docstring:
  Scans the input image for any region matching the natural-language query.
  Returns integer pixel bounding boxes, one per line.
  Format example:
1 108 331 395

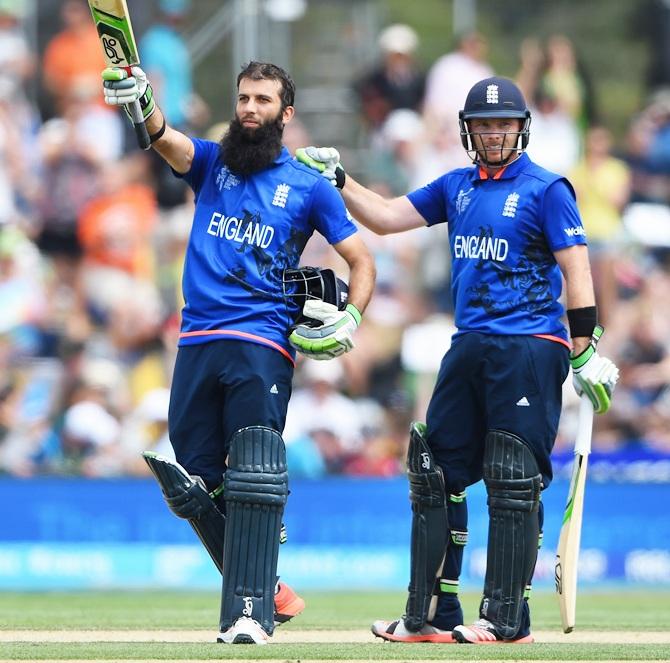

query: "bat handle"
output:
574 396 594 456
127 100 151 151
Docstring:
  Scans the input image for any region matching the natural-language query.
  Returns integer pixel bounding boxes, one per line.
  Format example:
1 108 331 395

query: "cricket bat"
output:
88 0 151 150
554 395 594 633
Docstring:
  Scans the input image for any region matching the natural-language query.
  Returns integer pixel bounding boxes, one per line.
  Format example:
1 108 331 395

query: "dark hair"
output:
237 61 296 110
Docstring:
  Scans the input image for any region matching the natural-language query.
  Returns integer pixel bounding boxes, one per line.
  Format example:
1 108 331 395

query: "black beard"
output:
218 115 284 176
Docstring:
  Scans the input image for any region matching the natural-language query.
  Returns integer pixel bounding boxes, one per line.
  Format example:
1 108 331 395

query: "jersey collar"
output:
474 152 530 181
274 146 292 165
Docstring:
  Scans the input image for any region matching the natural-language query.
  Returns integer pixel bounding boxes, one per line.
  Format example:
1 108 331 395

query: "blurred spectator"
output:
0 1 37 134
283 359 366 475
121 386 174 475
366 108 424 193
408 116 471 189
525 82 581 175
540 34 596 133
139 0 205 209
34 81 116 294
569 125 632 324
354 23 425 138
605 278 670 448
0 226 47 358
400 312 455 422
422 31 494 142
139 0 207 131
0 356 64 477
58 367 127 476
280 115 311 156
41 0 106 117
514 37 545 106
626 88 670 205
77 159 159 319
0 98 29 227
630 0 670 90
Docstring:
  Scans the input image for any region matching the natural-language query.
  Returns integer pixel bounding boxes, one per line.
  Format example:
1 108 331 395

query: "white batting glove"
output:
295 146 346 189
289 300 361 360
570 325 619 414
102 66 156 121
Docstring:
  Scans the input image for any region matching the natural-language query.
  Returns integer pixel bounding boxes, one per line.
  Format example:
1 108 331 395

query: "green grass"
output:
2 590 670 660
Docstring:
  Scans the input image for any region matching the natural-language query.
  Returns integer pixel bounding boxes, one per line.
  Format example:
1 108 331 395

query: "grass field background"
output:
2 589 670 660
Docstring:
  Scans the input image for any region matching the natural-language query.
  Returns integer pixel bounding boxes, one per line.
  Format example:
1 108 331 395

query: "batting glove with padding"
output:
570 325 619 414
295 146 346 189
289 301 361 360
102 66 156 121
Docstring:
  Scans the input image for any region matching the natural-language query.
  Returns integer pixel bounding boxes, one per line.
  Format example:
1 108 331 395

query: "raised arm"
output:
340 175 427 235
102 66 194 174
145 105 194 174
296 147 426 235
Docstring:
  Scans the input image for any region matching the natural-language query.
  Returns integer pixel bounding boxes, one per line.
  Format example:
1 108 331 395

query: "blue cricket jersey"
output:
407 153 585 343
176 139 357 362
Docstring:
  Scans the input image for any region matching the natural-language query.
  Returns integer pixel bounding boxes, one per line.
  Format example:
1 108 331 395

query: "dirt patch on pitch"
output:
1 628 670 644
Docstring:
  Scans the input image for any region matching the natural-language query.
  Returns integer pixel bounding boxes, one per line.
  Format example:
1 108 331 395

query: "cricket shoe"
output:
452 618 534 644
371 619 455 643
217 617 269 645
274 581 305 625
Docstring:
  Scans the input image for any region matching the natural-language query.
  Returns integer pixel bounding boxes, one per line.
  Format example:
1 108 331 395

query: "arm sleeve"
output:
308 177 358 244
406 174 448 226
542 179 587 251
172 138 219 193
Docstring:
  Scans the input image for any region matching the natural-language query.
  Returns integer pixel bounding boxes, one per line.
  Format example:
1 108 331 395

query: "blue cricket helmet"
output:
459 76 532 155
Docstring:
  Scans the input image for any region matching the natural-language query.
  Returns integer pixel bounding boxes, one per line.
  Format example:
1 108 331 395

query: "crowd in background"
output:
1 0 670 479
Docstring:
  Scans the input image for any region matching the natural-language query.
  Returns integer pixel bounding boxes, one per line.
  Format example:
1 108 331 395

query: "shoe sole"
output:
217 632 269 645
371 626 455 643
453 631 534 644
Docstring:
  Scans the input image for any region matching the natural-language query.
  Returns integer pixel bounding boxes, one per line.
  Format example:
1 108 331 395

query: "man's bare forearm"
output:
146 105 194 174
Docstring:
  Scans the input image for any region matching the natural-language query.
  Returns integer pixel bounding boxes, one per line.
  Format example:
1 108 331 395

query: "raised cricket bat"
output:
554 396 594 633
88 0 151 150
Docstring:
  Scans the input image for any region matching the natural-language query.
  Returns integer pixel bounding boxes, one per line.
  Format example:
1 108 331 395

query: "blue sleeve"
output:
308 177 358 244
542 179 587 251
406 174 448 226
172 138 219 194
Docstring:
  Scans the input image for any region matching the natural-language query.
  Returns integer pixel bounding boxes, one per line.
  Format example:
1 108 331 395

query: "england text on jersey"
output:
206 212 275 248
453 234 509 261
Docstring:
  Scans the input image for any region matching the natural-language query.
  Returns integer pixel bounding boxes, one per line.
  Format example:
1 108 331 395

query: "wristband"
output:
150 116 167 144
334 165 346 189
567 306 597 338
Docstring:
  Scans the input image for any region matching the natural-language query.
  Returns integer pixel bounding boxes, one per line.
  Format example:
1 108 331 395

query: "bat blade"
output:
89 0 140 67
554 397 593 633
88 0 150 150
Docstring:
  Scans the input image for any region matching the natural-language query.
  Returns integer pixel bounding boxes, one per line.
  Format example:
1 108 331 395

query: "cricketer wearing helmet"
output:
296 76 618 644
101 60 375 645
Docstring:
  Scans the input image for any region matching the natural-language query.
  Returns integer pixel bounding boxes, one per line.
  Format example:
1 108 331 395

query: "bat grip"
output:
574 396 594 456
127 100 151 151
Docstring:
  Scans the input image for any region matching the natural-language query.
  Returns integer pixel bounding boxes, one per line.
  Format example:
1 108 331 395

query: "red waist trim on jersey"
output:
532 333 571 350
179 329 295 365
